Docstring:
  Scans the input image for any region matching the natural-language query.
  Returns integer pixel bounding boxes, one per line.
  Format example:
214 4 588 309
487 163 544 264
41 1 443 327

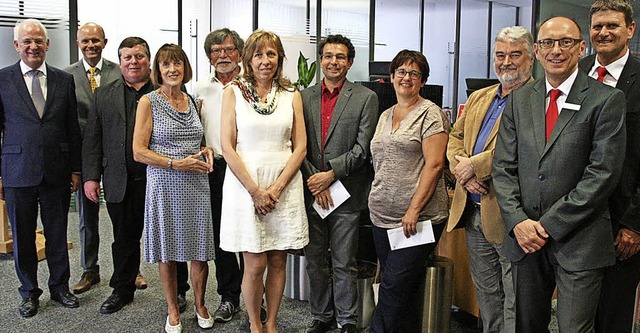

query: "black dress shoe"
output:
100 293 132 314
305 319 336 333
51 290 79 308
19 297 39 318
340 323 358 333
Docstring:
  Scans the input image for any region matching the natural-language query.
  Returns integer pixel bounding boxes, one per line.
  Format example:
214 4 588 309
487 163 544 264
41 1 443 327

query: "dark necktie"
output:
29 69 45 118
596 66 608 83
546 89 561 142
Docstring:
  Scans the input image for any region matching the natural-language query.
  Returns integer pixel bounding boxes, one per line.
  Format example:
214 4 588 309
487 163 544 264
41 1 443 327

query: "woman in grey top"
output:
368 50 450 333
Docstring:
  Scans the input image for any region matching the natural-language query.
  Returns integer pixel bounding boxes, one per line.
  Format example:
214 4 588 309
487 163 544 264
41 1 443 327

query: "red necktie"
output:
546 89 561 142
596 66 608 82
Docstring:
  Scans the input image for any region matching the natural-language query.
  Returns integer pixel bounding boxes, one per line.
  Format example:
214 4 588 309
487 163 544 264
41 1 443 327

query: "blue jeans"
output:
370 222 445 333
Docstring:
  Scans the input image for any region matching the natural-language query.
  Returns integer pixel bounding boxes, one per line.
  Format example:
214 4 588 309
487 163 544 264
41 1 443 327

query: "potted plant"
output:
293 51 317 90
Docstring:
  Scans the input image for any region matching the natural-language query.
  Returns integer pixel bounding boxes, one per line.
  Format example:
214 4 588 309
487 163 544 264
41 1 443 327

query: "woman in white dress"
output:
219 30 308 333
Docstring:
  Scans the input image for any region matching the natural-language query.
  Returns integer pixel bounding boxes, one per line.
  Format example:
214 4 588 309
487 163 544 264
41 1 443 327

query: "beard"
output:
215 61 238 74
496 65 528 88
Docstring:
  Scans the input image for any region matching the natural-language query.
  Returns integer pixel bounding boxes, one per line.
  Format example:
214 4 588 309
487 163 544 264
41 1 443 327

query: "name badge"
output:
564 103 581 111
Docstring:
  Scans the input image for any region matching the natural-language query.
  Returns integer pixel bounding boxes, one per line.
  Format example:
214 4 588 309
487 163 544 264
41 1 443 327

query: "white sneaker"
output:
196 306 214 329
165 315 182 333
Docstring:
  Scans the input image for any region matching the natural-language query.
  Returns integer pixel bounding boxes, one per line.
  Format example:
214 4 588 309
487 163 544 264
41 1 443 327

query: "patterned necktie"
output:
545 89 561 142
29 69 45 118
88 67 98 93
596 66 608 83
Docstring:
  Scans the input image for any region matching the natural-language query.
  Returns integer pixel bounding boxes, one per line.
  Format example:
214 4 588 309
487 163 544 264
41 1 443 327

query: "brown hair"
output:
151 43 193 86
241 30 293 91
389 50 430 84
590 0 634 26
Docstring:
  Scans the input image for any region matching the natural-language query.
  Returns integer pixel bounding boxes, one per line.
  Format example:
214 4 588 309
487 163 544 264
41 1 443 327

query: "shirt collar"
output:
321 78 346 94
82 57 104 73
591 49 629 81
545 68 579 97
20 61 47 76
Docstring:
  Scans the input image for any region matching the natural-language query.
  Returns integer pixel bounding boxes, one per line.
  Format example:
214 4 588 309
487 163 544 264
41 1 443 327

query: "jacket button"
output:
533 206 539 210
538 174 545 181
317 154 321 159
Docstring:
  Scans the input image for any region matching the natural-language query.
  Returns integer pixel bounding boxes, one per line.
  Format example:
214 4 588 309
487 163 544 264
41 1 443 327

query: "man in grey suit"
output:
0 18 81 318
83 37 153 314
301 34 378 333
578 1 640 332
493 16 626 333
65 22 120 294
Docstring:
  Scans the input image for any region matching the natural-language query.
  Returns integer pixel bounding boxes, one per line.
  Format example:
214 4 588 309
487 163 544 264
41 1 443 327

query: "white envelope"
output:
312 180 351 219
386 220 436 250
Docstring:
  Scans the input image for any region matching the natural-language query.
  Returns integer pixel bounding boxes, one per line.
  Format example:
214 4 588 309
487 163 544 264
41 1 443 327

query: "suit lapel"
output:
468 84 499 152
531 79 547 157
74 61 93 97
43 65 58 118
101 60 117 86
11 62 40 118
307 85 323 151
542 72 588 157
616 57 638 96
325 81 353 143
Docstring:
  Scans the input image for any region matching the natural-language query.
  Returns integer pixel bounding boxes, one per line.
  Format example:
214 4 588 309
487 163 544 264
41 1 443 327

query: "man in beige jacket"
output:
447 26 534 333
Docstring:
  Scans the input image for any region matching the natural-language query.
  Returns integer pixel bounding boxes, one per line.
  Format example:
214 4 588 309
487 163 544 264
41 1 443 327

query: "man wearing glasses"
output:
447 25 534 333
578 1 640 332
301 34 378 333
191 28 246 323
493 16 626 332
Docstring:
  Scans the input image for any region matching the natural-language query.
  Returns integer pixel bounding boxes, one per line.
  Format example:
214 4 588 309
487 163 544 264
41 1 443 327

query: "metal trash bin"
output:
284 253 310 301
402 255 454 332
356 260 377 328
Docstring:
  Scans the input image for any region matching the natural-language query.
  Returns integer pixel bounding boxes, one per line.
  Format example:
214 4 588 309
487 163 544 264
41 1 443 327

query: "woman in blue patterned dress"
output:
133 44 216 333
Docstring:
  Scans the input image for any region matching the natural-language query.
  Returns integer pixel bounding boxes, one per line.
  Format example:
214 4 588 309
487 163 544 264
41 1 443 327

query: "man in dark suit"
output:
0 18 82 318
82 37 153 314
301 34 378 333
64 22 120 294
578 1 640 332
493 16 627 333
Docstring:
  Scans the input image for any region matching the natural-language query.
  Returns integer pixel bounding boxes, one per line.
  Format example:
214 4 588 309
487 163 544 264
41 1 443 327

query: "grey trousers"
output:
463 203 515 333
77 185 100 273
304 209 360 326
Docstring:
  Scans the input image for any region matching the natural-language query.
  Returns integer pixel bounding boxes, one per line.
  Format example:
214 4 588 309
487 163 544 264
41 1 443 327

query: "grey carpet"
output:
0 205 515 332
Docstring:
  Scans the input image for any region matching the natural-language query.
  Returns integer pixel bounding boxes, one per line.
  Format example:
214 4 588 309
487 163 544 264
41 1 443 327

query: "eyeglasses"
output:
536 38 582 49
394 69 422 80
211 46 237 56
321 53 348 62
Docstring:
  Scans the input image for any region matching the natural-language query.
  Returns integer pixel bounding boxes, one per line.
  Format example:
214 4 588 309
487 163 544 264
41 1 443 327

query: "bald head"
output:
77 22 108 67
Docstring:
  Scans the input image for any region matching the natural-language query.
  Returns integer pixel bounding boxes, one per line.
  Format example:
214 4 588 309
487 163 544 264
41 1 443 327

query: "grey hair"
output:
14 19 48 41
494 26 534 60
203 28 244 61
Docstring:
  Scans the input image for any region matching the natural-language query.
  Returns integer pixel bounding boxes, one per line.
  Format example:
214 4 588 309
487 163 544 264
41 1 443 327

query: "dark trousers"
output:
594 250 640 333
5 182 72 299
105 178 145 299
369 222 445 333
175 158 242 304
76 185 100 273
513 246 604 333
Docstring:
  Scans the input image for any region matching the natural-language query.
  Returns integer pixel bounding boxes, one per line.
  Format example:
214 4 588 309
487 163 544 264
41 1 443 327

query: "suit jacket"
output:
300 80 379 212
493 70 626 271
579 54 640 231
447 83 504 244
82 77 139 203
0 62 81 187
64 58 120 136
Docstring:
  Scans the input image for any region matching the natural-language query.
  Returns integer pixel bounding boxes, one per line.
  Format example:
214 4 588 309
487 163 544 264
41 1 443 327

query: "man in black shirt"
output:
83 37 153 314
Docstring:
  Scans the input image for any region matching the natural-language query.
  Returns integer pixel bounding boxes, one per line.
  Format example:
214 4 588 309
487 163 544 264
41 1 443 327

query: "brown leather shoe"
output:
72 272 100 294
135 272 148 290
